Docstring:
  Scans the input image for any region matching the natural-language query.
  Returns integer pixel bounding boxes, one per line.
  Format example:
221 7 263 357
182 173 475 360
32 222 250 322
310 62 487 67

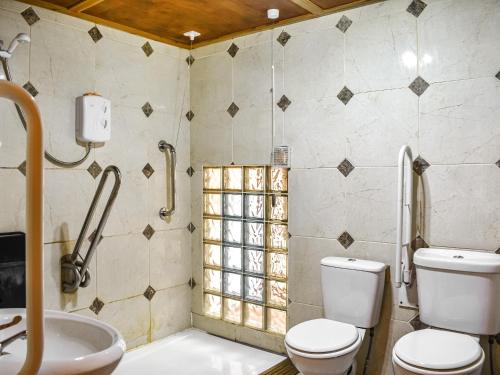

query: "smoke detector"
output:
183 31 201 41
267 9 280 20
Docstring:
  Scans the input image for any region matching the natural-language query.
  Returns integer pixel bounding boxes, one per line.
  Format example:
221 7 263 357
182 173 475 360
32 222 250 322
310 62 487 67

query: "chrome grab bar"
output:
0 316 22 331
61 166 121 293
158 141 176 219
0 330 27 355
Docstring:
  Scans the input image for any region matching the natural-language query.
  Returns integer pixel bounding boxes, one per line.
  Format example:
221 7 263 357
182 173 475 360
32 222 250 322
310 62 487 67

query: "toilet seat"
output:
285 319 363 359
393 329 484 373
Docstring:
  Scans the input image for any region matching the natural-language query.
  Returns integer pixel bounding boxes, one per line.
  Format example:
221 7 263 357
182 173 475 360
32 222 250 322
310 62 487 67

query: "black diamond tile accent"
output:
338 231 354 249
187 222 196 233
277 31 291 47
407 0 427 18
409 315 428 330
17 161 26 176
188 277 196 289
142 102 153 117
141 41 154 57
411 235 429 251
23 81 38 97
186 166 195 177
496 71 500 80
143 285 156 301
337 158 355 177
186 54 195 66
413 156 430 175
143 224 155 240
227 102 239 118
277 95 292 112
227 43 239 58
336 15 353 33
87 161 102 179
409 76 430 96
21 7 39 26
496 160 500 168
89 297 104 315
88 26 103 43
337 86 354 105
186 110 194 121
142 163 155 178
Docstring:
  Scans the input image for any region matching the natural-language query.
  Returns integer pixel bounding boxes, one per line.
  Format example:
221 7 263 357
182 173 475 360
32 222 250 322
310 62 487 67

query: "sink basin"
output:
0 309 126 375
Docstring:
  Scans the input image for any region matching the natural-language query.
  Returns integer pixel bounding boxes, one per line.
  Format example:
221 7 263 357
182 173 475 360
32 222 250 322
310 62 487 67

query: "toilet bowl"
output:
392 329 484 375
285 319 364 375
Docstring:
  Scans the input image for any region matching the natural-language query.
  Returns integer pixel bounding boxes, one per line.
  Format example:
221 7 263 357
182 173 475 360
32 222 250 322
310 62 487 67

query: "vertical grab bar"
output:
61 166 121 293
0 80 44 375
394 145 413 288
158 140 176 219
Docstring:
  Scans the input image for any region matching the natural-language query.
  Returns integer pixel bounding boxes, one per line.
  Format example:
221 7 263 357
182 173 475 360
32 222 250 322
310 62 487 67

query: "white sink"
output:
0 309 126 375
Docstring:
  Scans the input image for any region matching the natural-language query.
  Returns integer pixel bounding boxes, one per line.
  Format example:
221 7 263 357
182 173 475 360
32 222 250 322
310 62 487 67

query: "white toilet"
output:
285 257 386 375
392 248 500 375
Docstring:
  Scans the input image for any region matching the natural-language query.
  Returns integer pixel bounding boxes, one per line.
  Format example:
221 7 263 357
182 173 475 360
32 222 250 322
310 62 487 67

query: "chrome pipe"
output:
158 140 176 219
61 166 121 293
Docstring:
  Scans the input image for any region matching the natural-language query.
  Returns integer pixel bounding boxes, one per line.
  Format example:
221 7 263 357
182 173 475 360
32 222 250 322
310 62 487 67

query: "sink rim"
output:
0 308 126 373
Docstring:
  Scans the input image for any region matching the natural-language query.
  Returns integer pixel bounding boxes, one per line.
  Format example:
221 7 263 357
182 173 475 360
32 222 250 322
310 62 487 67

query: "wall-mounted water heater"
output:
76 93 111 143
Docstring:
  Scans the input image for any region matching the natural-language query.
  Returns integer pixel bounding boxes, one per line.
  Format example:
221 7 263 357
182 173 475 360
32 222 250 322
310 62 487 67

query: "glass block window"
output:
203 166 288 335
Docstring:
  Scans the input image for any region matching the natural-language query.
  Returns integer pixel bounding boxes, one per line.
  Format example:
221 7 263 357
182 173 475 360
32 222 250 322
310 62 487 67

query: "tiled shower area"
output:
0 0 499 373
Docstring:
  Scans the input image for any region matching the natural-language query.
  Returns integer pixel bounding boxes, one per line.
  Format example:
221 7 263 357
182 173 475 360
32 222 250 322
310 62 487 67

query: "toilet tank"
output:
415 248 500 335
321 257 386 328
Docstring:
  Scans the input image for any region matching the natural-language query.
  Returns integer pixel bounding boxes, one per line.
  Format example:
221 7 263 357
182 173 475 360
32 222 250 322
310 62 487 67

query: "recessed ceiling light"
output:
267 9 280 20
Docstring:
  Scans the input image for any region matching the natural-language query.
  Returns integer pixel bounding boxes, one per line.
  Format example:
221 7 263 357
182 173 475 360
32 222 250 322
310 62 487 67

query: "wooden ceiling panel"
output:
309 0 358 10
84 0 309 44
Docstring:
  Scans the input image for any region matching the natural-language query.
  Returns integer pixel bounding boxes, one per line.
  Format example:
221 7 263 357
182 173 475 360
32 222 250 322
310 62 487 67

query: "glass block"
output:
204 167 222 190
223 194 242 217
204 294 222 319
223 272 242 297
268 195 288 221
204 244 221 267
244 303 264 329
204 193 222 216
204 269 221 293
245 167 265 191
204 219 221 241
244 222 264 247
223 167 243 190
244 276 264 302
244 194 264 219
267 280 287 307
267 224 288 250
270 168 288 192
244 248 264 274
267 308 286 335
223 298 242 324
268 252 287 279
223 220 242 244
223 246 242 270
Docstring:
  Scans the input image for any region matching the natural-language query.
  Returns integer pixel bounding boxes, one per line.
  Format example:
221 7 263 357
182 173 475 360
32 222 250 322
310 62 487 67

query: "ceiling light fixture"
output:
267 9 280 20
183 31 201 41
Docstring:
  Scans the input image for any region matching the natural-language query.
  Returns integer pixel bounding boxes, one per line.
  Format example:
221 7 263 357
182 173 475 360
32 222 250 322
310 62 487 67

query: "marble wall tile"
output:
418 0 500 82
420 77 500 164
288 302 323 329
284 27 344 102
0 169 26 232
151 284 191 341
422 165 500 250
0 8 29 83
346 88 418 167
0 100 26 168
288 168 346 238
98 295 150 349
286 97 346 168
345 167 398 243
96 233 149 302
150 229 191 290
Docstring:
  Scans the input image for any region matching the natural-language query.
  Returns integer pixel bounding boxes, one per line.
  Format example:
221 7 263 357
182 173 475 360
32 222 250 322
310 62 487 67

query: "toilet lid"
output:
285 319 358 353
394 329 482 370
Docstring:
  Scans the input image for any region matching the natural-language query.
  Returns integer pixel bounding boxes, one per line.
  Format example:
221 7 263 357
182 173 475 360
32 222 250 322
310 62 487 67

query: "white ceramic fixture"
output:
0 309 126 375
392 247 500 375
285 257 386 375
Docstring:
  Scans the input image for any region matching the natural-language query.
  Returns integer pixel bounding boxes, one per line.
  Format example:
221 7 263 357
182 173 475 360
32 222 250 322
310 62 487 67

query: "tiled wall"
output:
189 0 500 371
0 0 192 349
